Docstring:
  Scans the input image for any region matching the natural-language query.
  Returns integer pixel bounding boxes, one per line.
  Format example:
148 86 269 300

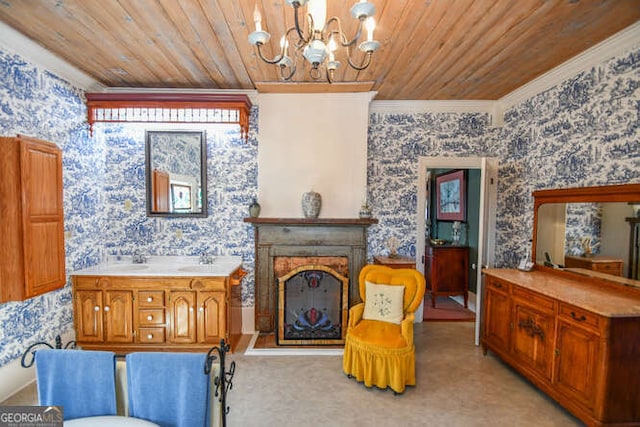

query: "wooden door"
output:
20 136 65 297
197 291 226 343
103 290 134 343
169 291 197 343
554 320 600 409
152 169 170 212
74 290 103 342
512 299 555 380
482 279 511 353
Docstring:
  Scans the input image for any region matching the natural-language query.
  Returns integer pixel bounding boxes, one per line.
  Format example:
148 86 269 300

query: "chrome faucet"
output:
199 252 213 265
132 249 147 264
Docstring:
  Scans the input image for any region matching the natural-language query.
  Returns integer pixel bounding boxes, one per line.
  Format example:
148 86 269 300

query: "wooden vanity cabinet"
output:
482 270 640 426
73 269 244 353
0 135 66 302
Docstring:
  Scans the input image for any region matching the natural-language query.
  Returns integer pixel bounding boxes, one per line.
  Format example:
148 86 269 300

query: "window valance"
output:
85 93 252 141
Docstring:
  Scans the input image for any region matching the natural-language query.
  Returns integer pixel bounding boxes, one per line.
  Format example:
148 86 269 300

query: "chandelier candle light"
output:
248 0 380 83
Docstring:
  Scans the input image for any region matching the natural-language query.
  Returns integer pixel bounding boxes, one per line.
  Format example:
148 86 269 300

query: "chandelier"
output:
248 0 380 83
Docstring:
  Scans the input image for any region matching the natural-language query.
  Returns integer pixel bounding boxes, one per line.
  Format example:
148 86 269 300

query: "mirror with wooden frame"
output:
532 183 640 289
145 130 207 217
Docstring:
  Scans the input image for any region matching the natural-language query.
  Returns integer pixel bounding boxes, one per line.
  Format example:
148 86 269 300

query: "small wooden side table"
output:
373 255 416 269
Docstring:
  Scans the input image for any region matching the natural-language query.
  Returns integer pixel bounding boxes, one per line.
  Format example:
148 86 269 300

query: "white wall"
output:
257 92 372 218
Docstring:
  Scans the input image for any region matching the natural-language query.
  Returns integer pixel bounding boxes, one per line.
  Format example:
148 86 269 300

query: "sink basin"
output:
102 264 149 272
177 265 217 273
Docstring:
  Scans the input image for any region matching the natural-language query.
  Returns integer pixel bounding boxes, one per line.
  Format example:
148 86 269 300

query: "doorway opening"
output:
416 157 498 345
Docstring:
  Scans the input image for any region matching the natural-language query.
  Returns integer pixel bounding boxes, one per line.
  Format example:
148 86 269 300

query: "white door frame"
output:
416 157 498 345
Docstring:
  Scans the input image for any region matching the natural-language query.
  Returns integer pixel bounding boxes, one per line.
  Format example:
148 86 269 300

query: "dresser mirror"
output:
532 183 640 288
145 130 207 217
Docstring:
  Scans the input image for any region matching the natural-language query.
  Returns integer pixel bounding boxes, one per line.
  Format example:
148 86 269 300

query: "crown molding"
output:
101 87 260 105
500 21 640 110
0 21 104 92
369 100 496 114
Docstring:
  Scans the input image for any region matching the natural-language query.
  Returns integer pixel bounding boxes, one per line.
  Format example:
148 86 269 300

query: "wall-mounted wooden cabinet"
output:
0 135 66 302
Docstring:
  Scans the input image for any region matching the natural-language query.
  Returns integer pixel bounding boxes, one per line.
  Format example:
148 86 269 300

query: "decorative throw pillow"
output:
363 281 405 324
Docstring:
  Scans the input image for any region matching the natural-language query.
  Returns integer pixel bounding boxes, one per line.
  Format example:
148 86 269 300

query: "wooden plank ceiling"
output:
0 1 638 100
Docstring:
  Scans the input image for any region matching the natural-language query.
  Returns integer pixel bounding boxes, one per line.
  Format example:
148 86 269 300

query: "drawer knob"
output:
147 297 153 302
94 306 100 312
189 307 194 312
199 307 204 312
570 311 586 321
104 306 110 312
147 334 153 340
147 315 153 321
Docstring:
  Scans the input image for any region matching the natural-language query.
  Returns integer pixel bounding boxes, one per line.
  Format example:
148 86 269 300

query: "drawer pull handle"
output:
199 307 204 312
147 297 153 302
494 283 502 288
570 312 586 321
189 307 194 312
94 306 100 312
147 315 153 321
104 306 110 312
147 334 153 340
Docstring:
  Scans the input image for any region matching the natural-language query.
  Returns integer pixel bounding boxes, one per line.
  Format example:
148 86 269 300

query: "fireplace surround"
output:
245 218 377 333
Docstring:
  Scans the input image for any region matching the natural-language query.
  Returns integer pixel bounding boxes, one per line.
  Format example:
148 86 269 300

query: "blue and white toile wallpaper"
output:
0 39 638 368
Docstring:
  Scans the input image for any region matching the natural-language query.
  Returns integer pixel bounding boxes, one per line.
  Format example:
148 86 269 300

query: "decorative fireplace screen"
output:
277 265 348 346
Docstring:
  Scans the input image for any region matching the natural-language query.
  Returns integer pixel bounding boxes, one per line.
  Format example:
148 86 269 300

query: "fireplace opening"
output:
277 265 348 346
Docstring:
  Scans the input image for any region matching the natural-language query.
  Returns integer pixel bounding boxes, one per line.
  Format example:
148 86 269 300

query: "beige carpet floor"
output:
3 322 582 426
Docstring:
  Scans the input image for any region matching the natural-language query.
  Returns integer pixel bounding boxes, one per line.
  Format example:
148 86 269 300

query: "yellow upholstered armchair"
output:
343 264 426 394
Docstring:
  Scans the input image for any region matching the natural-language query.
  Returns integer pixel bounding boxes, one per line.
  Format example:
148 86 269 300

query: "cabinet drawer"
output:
138 309 165 326
559 303 600 331
138 291 164 307
591 263 622 276
486 277 510 293
512 287 555 312
138 327 165 343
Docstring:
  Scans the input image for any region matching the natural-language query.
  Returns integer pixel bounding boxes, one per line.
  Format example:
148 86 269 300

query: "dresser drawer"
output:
591 262 622 276
138 327 165 343
512 286 555 312
486 277 510 293
559 303 600 331
138 308 165 326
138 291 164 307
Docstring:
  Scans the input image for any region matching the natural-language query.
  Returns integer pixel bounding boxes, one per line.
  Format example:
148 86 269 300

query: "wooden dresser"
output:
564 255 623 277
424 245 469 308
482 269 640 427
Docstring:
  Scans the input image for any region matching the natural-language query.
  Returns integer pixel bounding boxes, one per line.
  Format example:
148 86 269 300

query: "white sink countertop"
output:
71 256 243 277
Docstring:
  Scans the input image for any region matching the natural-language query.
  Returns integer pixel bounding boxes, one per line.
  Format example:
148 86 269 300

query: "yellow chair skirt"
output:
342 333 416 394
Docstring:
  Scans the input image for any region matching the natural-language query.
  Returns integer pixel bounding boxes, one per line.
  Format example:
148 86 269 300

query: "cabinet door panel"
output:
484 287 511 352
169 291 197 343
198 291 226 343
555 320 599 409
104 290 134 343
75 290 103 342
20 138 66 298
512 302 554 380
